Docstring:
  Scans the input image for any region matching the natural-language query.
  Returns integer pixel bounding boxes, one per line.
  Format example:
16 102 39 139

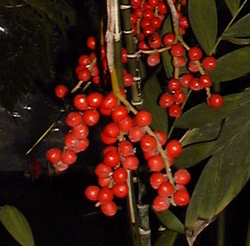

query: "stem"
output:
211 0 248 55
217 211 225 246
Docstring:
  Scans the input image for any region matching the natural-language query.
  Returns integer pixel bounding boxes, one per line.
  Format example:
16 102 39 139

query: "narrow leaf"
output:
208 46 250 83
188 0 217 55
181 122 222 147
0 205 35 246
154 210 184 234
174 92 244 128
185 100 250 245
222 37 250 45
174 141 216 169
225 0 241 16
142 76 168 132
154 230 178 246
224 13 250 38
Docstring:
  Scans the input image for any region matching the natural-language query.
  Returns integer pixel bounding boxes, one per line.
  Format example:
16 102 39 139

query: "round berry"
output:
188 47 203 61
122 155 139 170
173 189 190 206
87 36 96 50
74 94 89 111
101 132 117 145
103 149 121 167
202 56 217 71
118 141 134 157
154 130 167 146
101 201 117 216
55 85 68 99
147 53 160 67
188 61 199 73
140 135 157 152
148 33 162 49
168 104 182 118
77 68 91 82
170 43 184 57
95 163 112 178
173 90 187 104
78 55 90 67
159 93 174 108
199 75 212 88
98 187 114 203
152 196 170 212
113 167 128 184
66 112 82 127
61 149 77 165
75 138 89 153
207 94 223 109
113 182 129 198
85 185 100 201
158 181 174 197
117 115 134 133
163 33 175 47
83 110 100 126
72 123 89 140
112 105 128 122
147 155 164 172
149 172 166 189
174 169 191 185
87 92 103 108
166 140 182 158
46 148 62 164
135 110 152 127
189 78 202 91
168 78 181 92
128 126 145 142
101 93 118 110
180 73 193 88
64 132 79 150
103 123 120 139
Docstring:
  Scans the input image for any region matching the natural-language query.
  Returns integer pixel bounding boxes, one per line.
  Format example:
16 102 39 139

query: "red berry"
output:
152 196 170 212
189 78 202 91
168 104 182 118
123 72 134 87
168 78 181 92
202 56 217 71
72 123 89 140
101 201 117 216
64 132 79 150
148 0 159 8
98 177 111 187
101 93 118 110
173 189 190 206
135 110 152 127
149 172 166 189
163 33 175 46
77 68 91 82
188 61 199 73
103 149 121 167
83 110 100 126
147 155 164 172
113 167 128 183
180 73 193 88
188 47 203 61
140 135 157 152
175 56 186 68
112 105 128 122
61 149 77 165
74 94 89 111
87 36 96 50
117 115 134 133
158 2 167 14
134 8 143 19
151 16 162 30
170 43 184 57
46 148 62 164
112 182 129 198
75 138 89 153
173 90 187 104
87 92 103 108
148 33 162 49
122 155 139 170
85 185 100 201
101 132 117 145
55 85 68 99
207 94 223 109
95 163 112 179
128 125 145 142
118 141 134 157
66 112 82 127
143 8 154 19
78 55 90 67
158 181 174 197
154 130 167 146
143 149 158 160
98 187 114 203
199 74 212 88
174 169 191 185
103 123 120 139
179 16 189 29
166 139 182 158
147 53 160 67
159 93 174 108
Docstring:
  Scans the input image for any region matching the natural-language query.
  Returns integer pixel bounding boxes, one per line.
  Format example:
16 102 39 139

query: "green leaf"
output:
174 141 216 169
142 76 168 132
225 0 241 16
0 205 35 246
224 13 250 38
154 230 178 246
181 122 222 146
188 0 217 55
208 46 250 83
222 37 250 45
154 210 184 234
185 100 250 245
174 92 244 128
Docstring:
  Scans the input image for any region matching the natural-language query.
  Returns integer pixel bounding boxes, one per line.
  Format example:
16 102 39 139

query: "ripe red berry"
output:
168 78 181 92
166 140 182 158
149 172 166 189
98 177 111 187
158 2 167 14
98 187 114 203
158 181 174 197
61 149 77 165
117 115 134 133
170 43 184 57
77 68 91 82
168 104 182 118
112 105 128 122
83 109 100 126
143 8 154 20
101 201 117 216
87 92 103 108
85 185 100 201
147 155 164 172
148 33 162 49
103 123 120 139
147 53 160 67
140 135 157 152
78 55 90 67
148 0 159 8
128 125 145 142
66 112 82 127
64 132 79 150
123 72 134 87
175 56 186 68
188 61 199 73
95 163 112 178
152 196 170 212
122 155 139 170
135 110 152 127
100 132 117 145
154 130 167 146
199 74 212 88
173 90 187 104
180 73 193 88
75 138 89 153
103 149 121 167
163 33 175 46
189 78 202 91
202 56 217 71
173 189 190 206
207 94 223 109
118 141 134 157
174 169 191 185
74 94 89 111
46 148 62 164
72 123 89 140
55 85 68 99
151 16 162 30
159 93 174 108
101 93 118 110
113 167 128 183
188 47 203 61
113 182 129 198
86 36 96 50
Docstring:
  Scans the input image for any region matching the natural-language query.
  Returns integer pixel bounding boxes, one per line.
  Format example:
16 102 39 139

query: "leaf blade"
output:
225 0 241 16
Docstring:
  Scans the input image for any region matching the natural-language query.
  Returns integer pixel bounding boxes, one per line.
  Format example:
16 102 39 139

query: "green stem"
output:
211 0 248 55
217 211 225 246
